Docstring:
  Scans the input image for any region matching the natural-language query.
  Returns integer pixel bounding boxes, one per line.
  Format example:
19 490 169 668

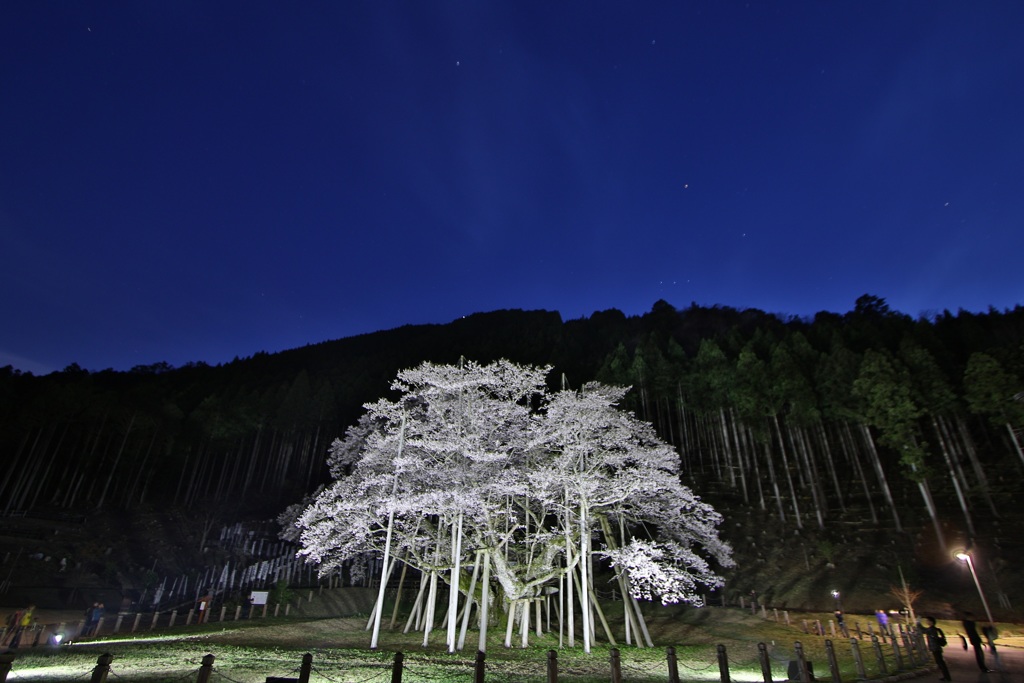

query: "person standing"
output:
835 610 849 638
920 616 951 681
9 605 35 648
960 611 992 672
876 609 890 636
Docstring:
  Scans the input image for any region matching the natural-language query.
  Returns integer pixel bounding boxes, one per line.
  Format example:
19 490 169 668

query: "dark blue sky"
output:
3 2 1022 374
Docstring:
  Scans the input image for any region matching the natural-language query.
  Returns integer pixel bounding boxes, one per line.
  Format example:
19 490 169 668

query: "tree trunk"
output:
771 415 802 529
858 423 902 531
932 416 975 539
96 412 137 509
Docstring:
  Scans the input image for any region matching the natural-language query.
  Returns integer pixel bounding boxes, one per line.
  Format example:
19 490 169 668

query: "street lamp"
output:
955 550 994 624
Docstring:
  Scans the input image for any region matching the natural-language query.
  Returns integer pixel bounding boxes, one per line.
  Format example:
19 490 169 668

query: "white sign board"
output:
251 590 269 606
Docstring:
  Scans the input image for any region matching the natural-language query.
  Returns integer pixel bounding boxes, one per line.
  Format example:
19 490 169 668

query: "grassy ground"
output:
4 606 1020 682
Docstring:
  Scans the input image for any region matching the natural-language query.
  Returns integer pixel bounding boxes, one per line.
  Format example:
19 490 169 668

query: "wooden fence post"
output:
717 644 731 683
547 649 558 683
757 642 772 683
151 611 159 630
219 606 226 622
871 635 888 675
196 654 214 683
390 651 403 683
824 639 842 683
892 634 904 670
474 650 486 683
132 613 142 632
90 653 113 683
849 637 867 680
610 648 622 683
234 605 241 621
667 646 680 683
298 653 312 683
793 641 810 683
170 610 178 627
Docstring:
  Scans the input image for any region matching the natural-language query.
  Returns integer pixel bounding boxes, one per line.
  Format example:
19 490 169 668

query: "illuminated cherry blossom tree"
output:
292 359 732 651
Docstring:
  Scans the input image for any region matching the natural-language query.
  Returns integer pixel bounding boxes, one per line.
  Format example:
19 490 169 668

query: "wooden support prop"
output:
298 653 312 683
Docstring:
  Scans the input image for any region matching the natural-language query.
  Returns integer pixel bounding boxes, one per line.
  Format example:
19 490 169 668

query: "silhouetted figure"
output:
834 610 849 638
920 616 951 681
960 611 991 672
83 602 99 637
981 623 1000 667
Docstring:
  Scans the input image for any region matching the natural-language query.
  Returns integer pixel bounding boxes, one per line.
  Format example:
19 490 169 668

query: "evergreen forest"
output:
1 295 1023 615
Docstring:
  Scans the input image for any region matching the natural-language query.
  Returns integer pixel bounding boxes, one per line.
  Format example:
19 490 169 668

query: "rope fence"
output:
0 634 937 683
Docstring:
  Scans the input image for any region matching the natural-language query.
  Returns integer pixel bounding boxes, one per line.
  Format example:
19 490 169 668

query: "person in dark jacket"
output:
960 611 992 672
921 616 951 681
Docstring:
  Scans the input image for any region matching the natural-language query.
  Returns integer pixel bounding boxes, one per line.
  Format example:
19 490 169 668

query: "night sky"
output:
3 2 1022 374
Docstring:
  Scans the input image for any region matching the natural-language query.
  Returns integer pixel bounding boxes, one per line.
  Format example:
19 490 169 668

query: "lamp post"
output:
955 550 994 624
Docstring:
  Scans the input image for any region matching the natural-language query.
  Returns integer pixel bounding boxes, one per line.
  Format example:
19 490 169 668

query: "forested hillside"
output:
2 296 1023 613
